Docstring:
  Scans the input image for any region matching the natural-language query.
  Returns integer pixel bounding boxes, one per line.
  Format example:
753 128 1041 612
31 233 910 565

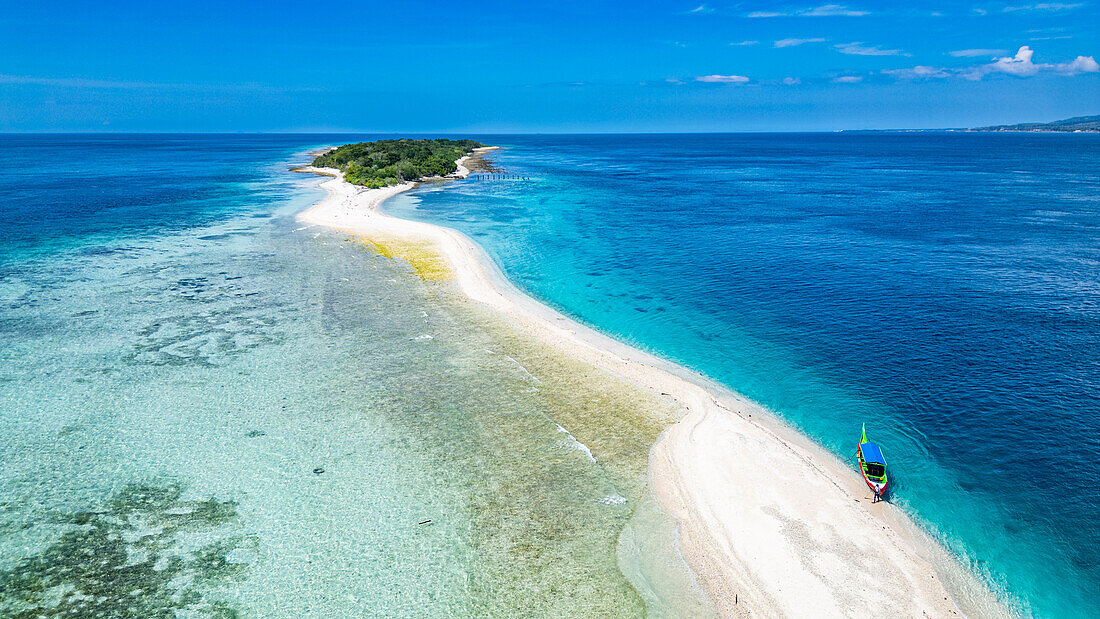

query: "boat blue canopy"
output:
860 442 886 464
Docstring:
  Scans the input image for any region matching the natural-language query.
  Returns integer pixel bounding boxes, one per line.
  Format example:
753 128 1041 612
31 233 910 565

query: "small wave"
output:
504 355 541 383
554 422 596 463
598 495 627 505
413 334 434 341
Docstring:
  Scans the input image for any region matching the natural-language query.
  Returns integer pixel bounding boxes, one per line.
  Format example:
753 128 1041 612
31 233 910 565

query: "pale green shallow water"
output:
0 170 710 616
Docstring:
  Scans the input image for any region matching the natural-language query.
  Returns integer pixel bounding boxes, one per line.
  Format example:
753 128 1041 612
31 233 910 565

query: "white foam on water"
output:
504 355 541 383
598 495 627 505
413 334 434 341
554 421 597 463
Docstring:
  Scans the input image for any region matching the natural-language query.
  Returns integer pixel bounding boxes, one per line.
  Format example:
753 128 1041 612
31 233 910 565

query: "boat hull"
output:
859 464 888 498
856 443 888 499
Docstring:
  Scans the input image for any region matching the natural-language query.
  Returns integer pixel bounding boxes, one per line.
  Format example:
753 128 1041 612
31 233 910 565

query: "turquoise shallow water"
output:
385 133 1100 617
0 135 706 616
3 133 1097 617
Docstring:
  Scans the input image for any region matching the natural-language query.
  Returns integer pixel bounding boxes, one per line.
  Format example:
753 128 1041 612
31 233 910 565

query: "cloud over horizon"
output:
775 37 827 47
748 4 869 17
883 46 1099 81
1002 3 1083 11
835 42 907 56
965 46 1099 79
949 48 1009 57
696 74 751 83
882 66 950 79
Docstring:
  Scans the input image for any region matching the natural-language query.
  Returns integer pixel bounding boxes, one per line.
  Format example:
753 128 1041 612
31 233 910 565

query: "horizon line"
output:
0 128 1036 136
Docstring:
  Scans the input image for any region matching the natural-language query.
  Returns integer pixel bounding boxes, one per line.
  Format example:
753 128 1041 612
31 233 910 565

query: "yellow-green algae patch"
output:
356 237 451 281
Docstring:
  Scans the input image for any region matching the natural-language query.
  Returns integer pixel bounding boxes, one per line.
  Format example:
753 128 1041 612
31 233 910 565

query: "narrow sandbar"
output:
295 155 1006 617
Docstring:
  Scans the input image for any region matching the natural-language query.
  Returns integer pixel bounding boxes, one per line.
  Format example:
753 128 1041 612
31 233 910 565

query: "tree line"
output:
313 139 484 188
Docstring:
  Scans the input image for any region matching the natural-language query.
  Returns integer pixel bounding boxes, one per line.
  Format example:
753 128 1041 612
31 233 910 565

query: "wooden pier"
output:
469 173 530 181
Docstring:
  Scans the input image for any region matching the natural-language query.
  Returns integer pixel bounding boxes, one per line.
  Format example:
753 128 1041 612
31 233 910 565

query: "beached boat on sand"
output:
857 424 889 502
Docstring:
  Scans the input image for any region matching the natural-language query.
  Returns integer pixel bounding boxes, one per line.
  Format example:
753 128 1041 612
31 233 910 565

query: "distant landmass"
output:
969 115 1100 133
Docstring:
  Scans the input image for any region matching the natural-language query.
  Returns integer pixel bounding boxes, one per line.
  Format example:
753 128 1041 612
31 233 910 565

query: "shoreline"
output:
294 153 1008 616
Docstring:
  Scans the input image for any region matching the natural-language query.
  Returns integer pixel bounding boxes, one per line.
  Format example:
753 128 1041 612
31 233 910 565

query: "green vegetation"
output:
314 138 484 188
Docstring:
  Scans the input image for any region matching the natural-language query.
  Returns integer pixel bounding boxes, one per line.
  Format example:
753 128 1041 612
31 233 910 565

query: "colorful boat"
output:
856 423 889 502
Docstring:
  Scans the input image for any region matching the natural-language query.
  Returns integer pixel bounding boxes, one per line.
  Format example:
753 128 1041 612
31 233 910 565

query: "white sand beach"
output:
296 158 1006 617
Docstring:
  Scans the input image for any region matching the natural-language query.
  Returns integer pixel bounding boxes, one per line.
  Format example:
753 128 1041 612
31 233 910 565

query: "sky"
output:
1 0 1097 132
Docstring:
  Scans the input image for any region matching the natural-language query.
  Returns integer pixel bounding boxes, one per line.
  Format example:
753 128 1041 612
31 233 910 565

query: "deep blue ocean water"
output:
387 133 1100 617
0 133 1096 616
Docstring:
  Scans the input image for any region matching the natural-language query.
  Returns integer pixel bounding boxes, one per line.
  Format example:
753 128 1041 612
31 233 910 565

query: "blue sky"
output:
1 0 1096 131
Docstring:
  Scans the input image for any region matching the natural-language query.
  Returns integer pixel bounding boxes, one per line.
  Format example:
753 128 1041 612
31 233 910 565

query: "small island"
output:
313 138 485 188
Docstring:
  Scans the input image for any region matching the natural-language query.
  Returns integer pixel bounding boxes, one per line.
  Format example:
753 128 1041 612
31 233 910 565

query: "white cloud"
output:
0 74 152 88
803 4 869 16
1056 55 1100 74
747 4 868 17
775 37 827 47
949 48 1009 57
833 75 863 83
731 40 759 46
0 73 292 93
882 65 950 79
986 46 1042 76
950 46 1100 80
1003 3 1083 11
882 48 1098 82
782 77 802 84
835 42 907 56
696 74 751 83
688 4 715 14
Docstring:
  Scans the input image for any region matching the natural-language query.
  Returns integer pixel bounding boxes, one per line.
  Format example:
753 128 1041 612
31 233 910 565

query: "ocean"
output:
1 133 1097 616
386 132 1100 617
0 134 705 616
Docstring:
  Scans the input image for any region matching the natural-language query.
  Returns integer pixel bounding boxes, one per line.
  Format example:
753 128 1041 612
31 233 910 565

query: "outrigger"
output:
856 423 889 502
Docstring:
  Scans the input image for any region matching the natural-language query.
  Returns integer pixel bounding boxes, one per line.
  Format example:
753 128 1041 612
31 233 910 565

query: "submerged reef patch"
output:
0 481 255 617
128 310 281 367
125 272 284 367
